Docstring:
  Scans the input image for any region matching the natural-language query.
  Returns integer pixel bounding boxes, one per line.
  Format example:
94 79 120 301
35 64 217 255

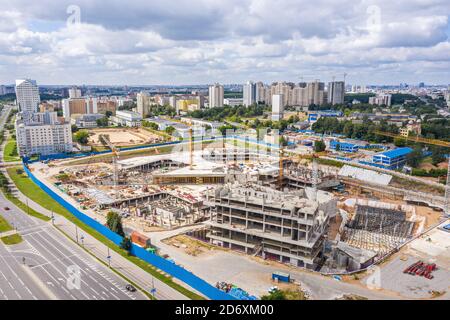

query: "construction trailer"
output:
205 182 337 269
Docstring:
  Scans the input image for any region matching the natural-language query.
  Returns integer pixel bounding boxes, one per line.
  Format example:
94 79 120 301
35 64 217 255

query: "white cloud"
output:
0 0 448 84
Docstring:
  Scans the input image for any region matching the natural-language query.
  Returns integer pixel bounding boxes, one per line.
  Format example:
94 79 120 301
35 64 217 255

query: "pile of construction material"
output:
215 282 258 300
403 261 437 279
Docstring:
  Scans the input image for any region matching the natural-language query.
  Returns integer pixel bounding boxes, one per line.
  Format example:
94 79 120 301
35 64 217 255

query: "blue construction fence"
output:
22 164 234 300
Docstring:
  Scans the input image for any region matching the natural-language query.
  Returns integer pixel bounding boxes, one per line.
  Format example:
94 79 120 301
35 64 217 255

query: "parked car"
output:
4 207 10 211
125 284 136 292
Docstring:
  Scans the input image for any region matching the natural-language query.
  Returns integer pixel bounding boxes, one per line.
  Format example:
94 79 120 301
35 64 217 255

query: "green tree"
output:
96 117 109 127
279 136 288 147
71 124 79 133
106 212 125 236
120 236 132 252
314 140 326 152
165 126 176 135
74 130 89 144
394 137 406 147
261 289 287 300
407 147 423 168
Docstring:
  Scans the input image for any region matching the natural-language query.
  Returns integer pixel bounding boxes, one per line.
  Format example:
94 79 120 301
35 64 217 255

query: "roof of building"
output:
376 147 413 159
339 165 392 185
336 241 377 264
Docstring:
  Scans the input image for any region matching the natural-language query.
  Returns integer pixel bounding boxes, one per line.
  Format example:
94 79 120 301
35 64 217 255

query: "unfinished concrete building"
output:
205 183 337 269
343 205 415 255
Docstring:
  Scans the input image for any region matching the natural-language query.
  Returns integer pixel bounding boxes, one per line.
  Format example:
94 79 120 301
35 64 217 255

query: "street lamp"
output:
107 247 111 267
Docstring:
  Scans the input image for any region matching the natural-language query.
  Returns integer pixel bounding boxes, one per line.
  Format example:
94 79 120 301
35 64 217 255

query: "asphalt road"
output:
0 191 147 300
0 105 147 300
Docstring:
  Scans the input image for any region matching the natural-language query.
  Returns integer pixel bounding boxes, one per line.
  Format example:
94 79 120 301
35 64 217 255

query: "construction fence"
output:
22 164 233 300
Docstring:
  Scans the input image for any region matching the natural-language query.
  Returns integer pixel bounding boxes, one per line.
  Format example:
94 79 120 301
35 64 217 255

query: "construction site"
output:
26 133 450 299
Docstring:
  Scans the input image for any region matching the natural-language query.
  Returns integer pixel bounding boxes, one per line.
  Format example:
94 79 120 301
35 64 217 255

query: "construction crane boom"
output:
373 130 450 148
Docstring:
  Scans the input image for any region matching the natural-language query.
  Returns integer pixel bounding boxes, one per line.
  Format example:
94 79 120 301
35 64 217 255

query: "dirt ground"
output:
88 128 162 147
163 235 219 256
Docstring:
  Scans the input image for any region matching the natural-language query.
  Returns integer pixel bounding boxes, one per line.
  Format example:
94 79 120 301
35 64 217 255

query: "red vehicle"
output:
4 207 10 211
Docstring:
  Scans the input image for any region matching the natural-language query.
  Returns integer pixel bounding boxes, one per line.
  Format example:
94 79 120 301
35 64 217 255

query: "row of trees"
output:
188 104 269 122
311 117 399 142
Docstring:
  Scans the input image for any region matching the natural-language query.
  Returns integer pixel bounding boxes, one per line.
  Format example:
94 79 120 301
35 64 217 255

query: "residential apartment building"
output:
256 82 271 104
271 82 294 107
15 111 73 157
96 99 117 115
306 81 326 106
68 87 82 98
15 79 40 113
369 94 392 107
328 81 345 105
137 91 152 118
272 94 284 121
208 83 224 108
62 97 98 119
243 81 257 106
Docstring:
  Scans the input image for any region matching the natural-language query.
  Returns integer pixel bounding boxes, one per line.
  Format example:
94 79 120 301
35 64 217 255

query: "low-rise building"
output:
110 110 142 127
224 98 244 107
71 113 104 129
372 147 413 170
329 140 359 153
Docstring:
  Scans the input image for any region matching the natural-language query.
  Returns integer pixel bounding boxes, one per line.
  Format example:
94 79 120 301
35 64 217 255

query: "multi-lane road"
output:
0 197 146 300
0 104 147 300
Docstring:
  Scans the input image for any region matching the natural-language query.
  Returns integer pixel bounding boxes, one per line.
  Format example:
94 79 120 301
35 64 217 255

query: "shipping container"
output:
131 231 151 248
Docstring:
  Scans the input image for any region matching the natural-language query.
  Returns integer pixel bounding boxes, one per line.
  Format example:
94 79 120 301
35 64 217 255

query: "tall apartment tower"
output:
68 86 82 99
208 83 224 108
327 81 345 105
15 79 40 113
243 81 257 107
307 81 326 106
136 91 151 118
272 94 284 121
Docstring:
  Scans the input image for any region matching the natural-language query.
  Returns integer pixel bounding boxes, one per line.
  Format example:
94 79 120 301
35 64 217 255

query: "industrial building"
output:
110 110 142 127
205 183 336 269
308 110 343 124
329 140 359 153
372 147 413 169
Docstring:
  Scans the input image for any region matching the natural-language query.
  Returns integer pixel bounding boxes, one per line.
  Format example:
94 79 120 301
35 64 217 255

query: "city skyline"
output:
0 0 449 85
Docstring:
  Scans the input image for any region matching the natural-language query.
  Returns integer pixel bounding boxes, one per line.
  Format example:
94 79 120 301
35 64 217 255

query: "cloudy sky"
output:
0 0 449 85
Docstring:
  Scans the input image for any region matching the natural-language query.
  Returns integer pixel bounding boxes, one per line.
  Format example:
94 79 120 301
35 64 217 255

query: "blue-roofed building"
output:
308 110 343 123
372 147 413 170
329 140 359 153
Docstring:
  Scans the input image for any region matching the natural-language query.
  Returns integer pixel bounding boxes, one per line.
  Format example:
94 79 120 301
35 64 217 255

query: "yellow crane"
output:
374 130 450 148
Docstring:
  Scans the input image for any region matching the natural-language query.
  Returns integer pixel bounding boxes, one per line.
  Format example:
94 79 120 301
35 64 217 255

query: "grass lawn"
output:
0 214 12 232
1 233 23 245
3 137 20 162
7 166 204 300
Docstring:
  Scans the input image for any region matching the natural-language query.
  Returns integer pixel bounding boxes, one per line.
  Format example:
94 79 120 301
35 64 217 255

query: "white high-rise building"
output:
15 112 73 157
272 94 284 121
208 83 224 108
369 94 392 107
137 91 152 117
15 79 40 113
328 81 345 105
68 87 82 98
243 81 257 107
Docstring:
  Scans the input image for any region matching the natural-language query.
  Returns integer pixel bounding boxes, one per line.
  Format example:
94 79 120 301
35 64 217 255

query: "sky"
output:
0 0 449 86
